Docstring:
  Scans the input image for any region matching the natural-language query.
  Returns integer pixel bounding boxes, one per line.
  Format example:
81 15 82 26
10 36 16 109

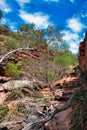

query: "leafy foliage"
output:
4 38 20 52
6 62 21 79
54 53 78 75
17 23 46 48
54 55 71 68
47 70 57 82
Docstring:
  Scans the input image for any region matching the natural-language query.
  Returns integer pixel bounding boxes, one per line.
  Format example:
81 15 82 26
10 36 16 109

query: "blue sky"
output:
0 0 87 53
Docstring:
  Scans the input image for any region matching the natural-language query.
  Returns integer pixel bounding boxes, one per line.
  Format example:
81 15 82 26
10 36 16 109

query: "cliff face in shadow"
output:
79 31 87 74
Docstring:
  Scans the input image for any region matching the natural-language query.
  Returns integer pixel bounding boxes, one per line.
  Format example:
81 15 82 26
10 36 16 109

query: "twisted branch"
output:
22 88 81 130
0 47 34 63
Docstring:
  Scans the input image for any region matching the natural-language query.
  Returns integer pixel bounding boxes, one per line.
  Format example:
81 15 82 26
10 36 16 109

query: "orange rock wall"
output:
79 31 87 73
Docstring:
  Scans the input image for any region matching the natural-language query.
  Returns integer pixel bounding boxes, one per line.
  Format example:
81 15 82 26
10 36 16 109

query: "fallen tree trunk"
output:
0 48 34 63
2 80 46 91
22 88 81 130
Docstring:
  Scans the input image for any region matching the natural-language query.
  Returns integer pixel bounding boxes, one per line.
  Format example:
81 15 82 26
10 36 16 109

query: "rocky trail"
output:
0 32 87 130
0 69 82 130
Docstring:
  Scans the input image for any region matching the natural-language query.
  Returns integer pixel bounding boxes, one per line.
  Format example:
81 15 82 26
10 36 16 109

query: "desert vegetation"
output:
0 9 87 130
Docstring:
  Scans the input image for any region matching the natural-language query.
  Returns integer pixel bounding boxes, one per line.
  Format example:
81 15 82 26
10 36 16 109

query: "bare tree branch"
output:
22 88 81 130
0 47 34 63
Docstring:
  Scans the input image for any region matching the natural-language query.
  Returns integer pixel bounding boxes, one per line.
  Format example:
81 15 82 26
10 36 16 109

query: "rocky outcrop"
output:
79 31 87 73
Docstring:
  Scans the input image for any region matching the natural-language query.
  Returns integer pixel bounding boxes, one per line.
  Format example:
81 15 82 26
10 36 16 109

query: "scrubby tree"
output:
4 38 20 52
18 23 46 48
46 25 63 51
18 24 30 35
0 25 10 35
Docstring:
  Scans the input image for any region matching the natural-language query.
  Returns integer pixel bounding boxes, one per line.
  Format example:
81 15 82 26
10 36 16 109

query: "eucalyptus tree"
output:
18 23 46 48
46 25 63 51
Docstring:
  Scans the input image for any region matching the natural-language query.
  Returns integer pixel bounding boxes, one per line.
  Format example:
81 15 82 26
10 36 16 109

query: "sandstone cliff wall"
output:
79 31 87 73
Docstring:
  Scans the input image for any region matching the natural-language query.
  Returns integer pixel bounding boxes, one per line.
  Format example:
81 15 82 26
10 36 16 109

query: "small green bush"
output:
47 70 58 82
17 103 26 113
54 55 71 69
4 38 20 52
6 62 21 79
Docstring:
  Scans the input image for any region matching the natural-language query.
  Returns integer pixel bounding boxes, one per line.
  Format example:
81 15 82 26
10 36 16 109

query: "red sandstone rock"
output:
0 66 6 76
51 74 78 88
79 31 87 73
0 76 12 83
0 92 8 104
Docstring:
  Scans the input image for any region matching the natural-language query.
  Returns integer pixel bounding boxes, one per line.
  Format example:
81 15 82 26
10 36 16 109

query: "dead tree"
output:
22 88 81 130
0 48 34 63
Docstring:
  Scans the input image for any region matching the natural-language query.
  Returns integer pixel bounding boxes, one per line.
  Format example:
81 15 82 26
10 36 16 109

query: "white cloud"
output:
62 30 80 53
15 0 31 7
44 0 59 2
19 10 52 29
64 16 86 53
70 0 74 3
69 41 79 53
66 17 85 33
63 31 79 41
0 0 11 13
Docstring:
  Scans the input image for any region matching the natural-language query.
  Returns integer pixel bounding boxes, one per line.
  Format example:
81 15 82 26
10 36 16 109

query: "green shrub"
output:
17 103 26 113
47 70 59 82
54 55 71 69
4 38 20 52
6 62 21 79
